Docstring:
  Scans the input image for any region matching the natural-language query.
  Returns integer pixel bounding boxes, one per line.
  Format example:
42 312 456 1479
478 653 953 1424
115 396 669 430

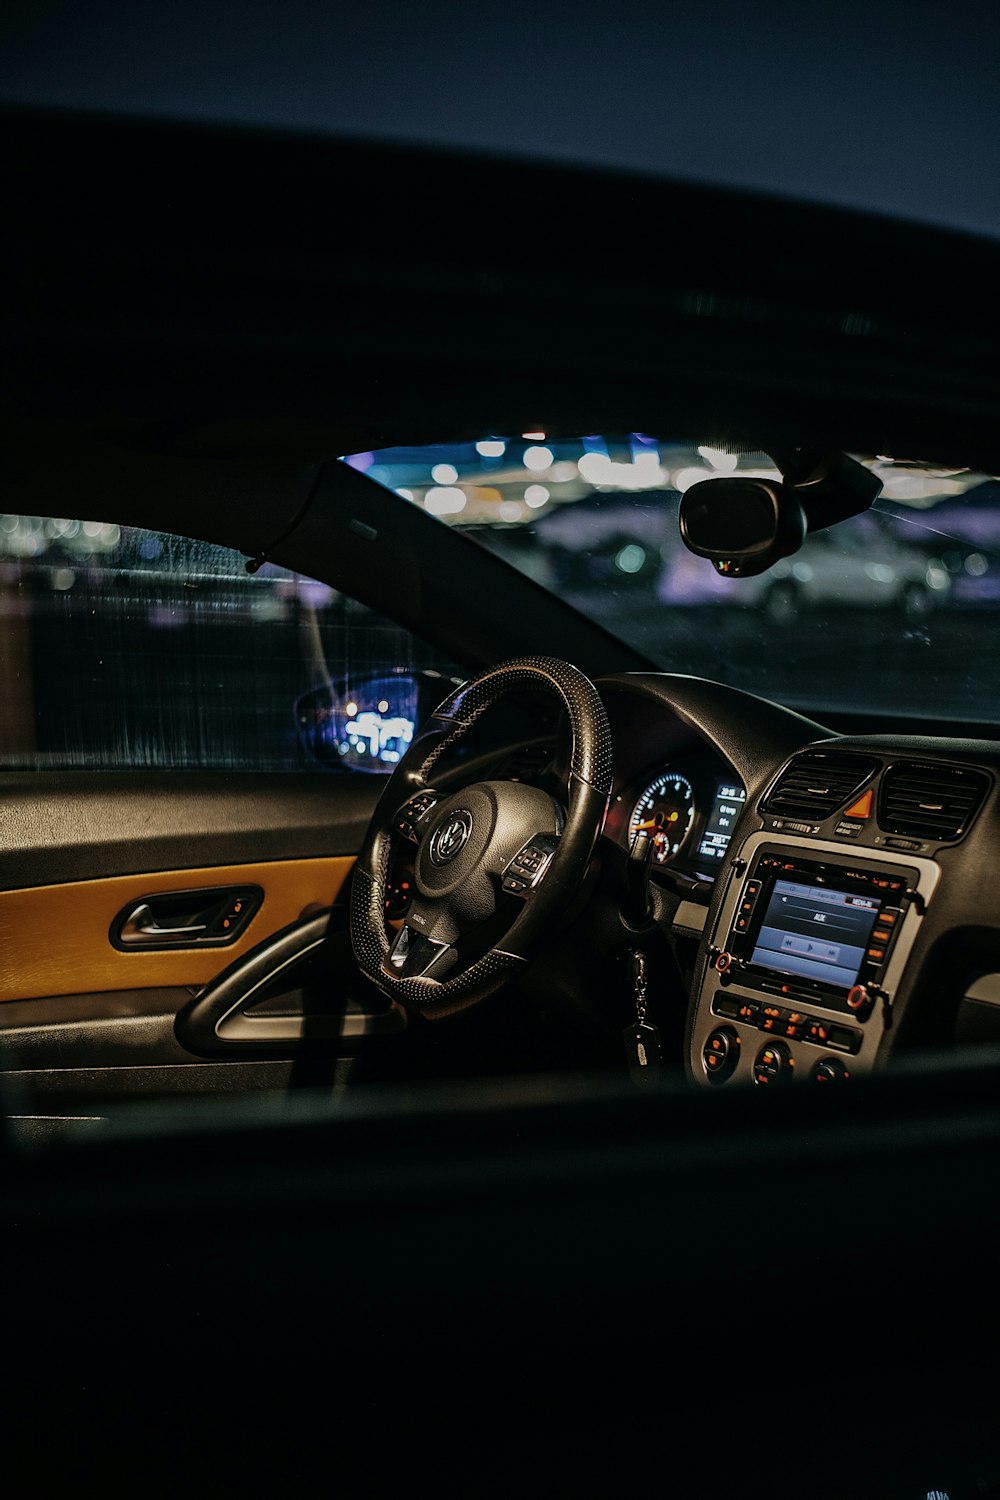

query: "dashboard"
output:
595 672 1000 1093
379 669 1000 1097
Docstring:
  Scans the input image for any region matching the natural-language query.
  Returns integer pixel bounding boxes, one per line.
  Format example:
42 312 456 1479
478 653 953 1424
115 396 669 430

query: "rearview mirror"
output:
678 452 883 578
679 478 806 578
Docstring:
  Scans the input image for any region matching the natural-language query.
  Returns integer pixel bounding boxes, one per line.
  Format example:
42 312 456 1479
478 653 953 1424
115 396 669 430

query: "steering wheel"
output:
350 656 613 1019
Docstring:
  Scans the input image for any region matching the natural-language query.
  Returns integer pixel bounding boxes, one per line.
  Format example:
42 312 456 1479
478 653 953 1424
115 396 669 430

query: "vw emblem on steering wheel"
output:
429 809 474 866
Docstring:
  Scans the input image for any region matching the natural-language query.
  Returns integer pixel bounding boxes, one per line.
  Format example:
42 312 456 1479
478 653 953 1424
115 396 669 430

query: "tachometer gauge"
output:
629 772 695 864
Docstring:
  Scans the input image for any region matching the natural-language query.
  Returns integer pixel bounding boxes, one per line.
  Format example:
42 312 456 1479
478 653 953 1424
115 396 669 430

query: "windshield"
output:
347 437 999 724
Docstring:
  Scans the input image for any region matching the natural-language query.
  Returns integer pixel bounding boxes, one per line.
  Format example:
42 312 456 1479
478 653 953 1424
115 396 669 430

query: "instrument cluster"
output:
617 762 748 878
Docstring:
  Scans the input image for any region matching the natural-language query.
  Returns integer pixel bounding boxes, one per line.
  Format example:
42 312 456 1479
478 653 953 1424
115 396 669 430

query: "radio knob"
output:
714 951 733 973
846 984 875 1020
753 1040 794 1085
811 1058 851 1084
703 1026 740 1085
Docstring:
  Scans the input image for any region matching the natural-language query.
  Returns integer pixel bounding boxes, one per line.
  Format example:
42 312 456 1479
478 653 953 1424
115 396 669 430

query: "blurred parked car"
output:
658 507 951 622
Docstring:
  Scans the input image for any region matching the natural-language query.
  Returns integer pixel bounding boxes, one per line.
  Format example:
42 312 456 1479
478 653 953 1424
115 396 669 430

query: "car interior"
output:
4 105 1000 1497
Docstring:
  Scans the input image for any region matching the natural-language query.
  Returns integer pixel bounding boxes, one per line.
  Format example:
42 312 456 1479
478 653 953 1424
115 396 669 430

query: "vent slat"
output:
766 752 878 819
879 761 988 840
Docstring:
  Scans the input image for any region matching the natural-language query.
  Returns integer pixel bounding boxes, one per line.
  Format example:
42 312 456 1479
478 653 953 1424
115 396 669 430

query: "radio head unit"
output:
723 849 919 1014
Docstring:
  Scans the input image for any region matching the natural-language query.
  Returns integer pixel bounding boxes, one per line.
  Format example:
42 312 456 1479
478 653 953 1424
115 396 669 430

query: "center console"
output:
689 832 940 1086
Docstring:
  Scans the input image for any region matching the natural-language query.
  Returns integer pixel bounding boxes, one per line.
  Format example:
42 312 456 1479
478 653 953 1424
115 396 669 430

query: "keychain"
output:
623 948 661 1083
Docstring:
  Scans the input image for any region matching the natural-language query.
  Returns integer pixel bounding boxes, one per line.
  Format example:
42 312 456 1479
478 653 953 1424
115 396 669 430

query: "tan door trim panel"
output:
0 857 354 1002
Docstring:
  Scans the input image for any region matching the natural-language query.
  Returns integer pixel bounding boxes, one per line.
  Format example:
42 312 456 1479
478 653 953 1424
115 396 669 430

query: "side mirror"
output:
295 669 461 773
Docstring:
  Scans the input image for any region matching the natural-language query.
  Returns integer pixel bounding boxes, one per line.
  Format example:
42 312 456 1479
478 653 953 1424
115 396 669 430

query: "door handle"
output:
119 904 208 944
110 885 264 951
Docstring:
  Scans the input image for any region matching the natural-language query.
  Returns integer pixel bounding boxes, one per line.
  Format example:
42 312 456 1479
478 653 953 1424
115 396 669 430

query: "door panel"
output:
0 855 354 1001
0 773 380 1113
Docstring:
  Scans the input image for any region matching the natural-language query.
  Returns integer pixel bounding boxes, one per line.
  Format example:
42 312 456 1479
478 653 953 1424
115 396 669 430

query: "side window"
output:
0 517 461 772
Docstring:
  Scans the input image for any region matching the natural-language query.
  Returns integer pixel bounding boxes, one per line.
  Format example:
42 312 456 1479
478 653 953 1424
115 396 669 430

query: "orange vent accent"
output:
843 788 874 820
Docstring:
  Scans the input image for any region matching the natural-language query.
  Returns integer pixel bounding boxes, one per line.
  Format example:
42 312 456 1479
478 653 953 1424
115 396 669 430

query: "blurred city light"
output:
698 445 739 472
424 486 467 516
523 445 554 471
615 543 647 574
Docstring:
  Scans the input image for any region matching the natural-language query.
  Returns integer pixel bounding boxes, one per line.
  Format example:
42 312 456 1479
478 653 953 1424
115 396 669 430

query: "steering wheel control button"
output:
812 1057 851 1083
502 835 559 896
753 1041 794 1085
703 1026 740 1084
395 791 439 841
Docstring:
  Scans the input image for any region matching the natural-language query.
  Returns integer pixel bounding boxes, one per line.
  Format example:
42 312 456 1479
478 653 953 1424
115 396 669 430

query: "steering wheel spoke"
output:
386 921 458 981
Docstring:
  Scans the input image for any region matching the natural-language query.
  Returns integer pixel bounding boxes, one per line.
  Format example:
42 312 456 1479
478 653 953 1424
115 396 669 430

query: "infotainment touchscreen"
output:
750 878 880 990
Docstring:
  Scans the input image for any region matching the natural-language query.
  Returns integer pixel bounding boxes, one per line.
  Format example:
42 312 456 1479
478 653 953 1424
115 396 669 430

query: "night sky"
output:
2 0 999 238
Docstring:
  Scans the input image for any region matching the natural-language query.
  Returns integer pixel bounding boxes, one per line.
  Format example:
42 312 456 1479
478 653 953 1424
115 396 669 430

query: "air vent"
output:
879 761 989 841
765 751 878 820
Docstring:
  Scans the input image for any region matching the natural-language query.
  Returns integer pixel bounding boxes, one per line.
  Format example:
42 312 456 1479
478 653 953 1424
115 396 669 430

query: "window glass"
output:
348 439 1000 724
0 519 459 771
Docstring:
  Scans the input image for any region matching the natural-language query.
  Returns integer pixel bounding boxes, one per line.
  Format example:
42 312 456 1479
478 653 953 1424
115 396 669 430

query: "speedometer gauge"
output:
629 772 695 864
